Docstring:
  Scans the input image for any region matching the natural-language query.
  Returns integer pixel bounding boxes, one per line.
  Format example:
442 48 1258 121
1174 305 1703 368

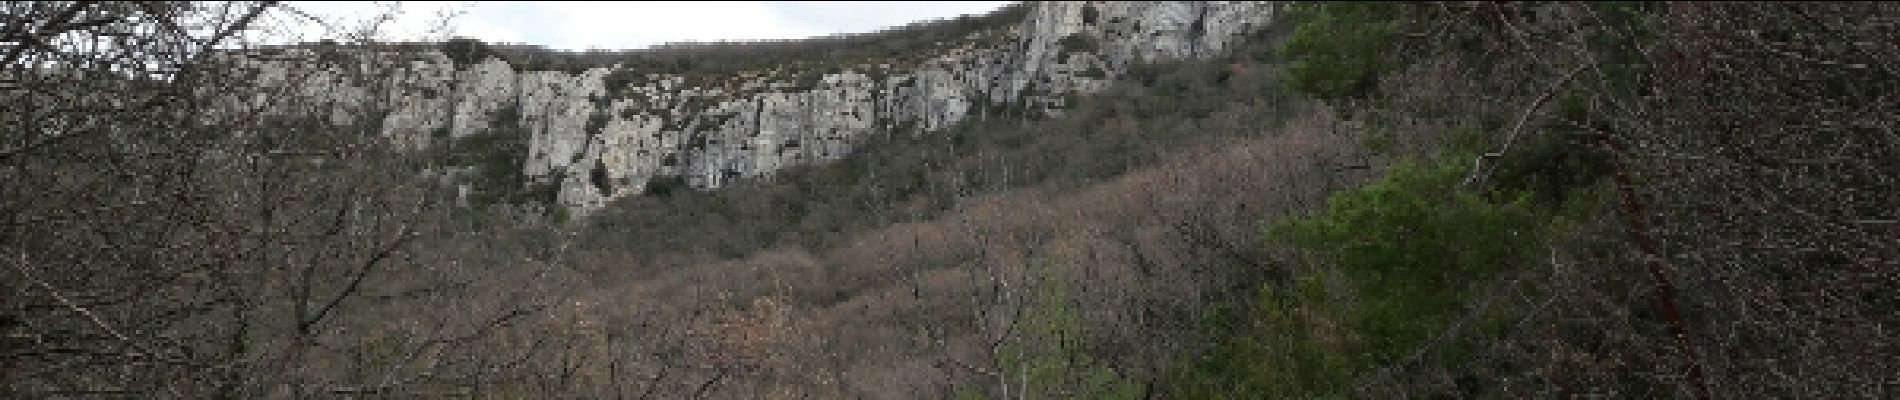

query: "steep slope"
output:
226 1 1280 216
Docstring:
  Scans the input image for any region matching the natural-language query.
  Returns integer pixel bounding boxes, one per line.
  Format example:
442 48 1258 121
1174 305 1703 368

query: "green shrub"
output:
1280 2 1410 102
434 106 569 207
1272 156 1539 360
602 68 646 95
1485 129 1614 206
1173 156 1547 398
441 37 494 67
642 175 690 197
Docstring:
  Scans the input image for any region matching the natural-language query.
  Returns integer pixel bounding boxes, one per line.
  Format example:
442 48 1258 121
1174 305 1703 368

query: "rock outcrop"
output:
231 1 1281 216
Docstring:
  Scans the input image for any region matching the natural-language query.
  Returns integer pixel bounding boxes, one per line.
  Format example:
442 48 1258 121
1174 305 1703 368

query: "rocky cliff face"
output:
233 1 1280 216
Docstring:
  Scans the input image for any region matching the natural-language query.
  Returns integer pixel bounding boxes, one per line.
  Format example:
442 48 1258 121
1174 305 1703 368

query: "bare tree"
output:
3 1 571 397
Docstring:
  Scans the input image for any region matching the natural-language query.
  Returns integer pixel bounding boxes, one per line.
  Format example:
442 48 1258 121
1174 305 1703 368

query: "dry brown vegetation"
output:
520 109 1379 398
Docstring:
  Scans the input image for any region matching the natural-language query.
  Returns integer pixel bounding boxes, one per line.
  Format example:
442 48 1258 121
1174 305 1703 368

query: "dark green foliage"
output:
602 69 645 95
440 107 559 206
1172 156 1553 398
1280 1 1412 101
1270 157 1539 360
1485 130 1613 206
642 175 689 197
441 37 495 67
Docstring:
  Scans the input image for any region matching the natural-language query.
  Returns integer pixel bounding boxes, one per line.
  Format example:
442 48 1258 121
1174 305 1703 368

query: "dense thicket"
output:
1170 2 1898 398
3 3 584 396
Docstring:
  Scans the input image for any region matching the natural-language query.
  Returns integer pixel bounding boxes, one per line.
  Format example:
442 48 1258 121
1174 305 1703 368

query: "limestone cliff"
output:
231 1 1280 216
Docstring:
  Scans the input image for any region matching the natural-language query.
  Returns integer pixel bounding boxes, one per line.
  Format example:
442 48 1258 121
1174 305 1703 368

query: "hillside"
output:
224 1 1278 217
6 1 1896 398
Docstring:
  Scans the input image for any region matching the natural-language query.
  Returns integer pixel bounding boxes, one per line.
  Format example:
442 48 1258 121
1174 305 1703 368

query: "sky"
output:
277 1 1016 51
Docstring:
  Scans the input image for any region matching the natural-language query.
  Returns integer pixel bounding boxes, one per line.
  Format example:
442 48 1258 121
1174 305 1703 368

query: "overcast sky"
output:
278 1 1015 51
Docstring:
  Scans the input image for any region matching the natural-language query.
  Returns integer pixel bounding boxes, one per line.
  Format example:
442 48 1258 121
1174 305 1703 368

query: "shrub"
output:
602 68 646 94
1174 155 1547 398
441 37 494 67
1280 2 1410 102
589 161 611 194
643 175 690 197
1272 155 1539 360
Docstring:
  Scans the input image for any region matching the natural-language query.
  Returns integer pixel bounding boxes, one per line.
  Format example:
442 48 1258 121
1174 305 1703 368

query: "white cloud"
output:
534 1 817 50
277 1 1013 51
765 1 1013 35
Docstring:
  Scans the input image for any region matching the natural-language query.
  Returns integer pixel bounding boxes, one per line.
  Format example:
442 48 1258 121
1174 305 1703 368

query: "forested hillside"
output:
5 1 1894 398
1166 2 1898 397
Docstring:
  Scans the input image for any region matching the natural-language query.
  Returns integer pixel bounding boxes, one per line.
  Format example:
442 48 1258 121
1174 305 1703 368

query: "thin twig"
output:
0 1 96 67
298 225 416 334
690 368 728 399
10 253 156 359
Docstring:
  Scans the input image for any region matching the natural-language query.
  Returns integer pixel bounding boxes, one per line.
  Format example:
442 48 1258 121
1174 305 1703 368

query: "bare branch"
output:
1460 63 1593 188
9 253 156 360
0 1 96 67
297 225 416 335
